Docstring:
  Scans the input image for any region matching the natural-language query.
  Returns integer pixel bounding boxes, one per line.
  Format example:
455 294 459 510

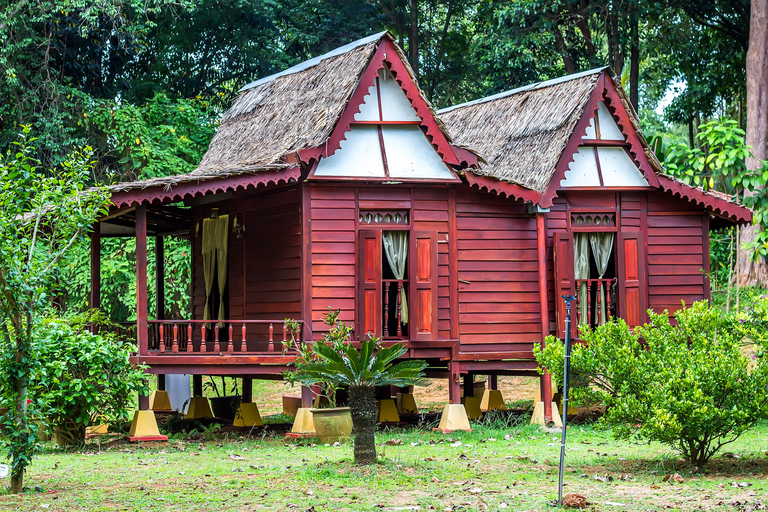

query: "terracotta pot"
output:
310 407 352 444
210 395 241 421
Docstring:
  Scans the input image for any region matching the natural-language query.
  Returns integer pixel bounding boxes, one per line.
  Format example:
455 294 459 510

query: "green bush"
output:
33 313 149 446
535 301 768 467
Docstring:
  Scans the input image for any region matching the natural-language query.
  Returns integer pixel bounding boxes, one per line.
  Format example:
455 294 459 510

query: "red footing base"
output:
126 435 169 442
285 432 317 439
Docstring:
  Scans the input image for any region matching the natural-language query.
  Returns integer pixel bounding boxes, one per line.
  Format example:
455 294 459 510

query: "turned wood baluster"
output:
268 323 274 352
283 323 288 350
396 282 403 337
604 281 612 321
200 325 207 352
383 282 390 337
172 324 179 353
214 325 220 352
228 325 234 352
241 323 247 352
159 324 165 353
187 324 193 352
587 281 592 326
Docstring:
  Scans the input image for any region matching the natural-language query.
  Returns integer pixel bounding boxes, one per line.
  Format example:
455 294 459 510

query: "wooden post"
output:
156 235 165 320
488 374 497 391
463 374 473 398
193 375 203 397
136 205 149 357
301 385 313 409
242 377 253 403
157 374 166 391
449 361 461 404
537 212 553 421
90 223 101 311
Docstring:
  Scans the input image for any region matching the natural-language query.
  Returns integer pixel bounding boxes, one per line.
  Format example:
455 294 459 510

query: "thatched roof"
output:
437 68 605 194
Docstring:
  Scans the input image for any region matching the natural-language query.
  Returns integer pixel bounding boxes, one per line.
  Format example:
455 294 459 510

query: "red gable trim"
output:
539 71 662 207
316 37 459 168
110 167 302 209
465 172 542 203
657 175 752 224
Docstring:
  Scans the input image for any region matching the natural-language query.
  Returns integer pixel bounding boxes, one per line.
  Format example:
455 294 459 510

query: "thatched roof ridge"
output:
438 70 603 193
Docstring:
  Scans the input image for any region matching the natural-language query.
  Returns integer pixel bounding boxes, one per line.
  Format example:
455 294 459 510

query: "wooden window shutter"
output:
409 231 438 341
358 230 382 338
617 230 647 327
553 232 577 340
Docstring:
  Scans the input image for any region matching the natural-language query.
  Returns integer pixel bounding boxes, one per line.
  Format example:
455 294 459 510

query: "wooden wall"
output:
455 188 540 354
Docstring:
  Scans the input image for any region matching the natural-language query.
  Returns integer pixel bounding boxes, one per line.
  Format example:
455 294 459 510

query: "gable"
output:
312 39 459 182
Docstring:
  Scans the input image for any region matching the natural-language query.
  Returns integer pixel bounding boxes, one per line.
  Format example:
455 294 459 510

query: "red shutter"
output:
617 230 647 327
410 231 438 341
553 232 577 340
358 230 382 338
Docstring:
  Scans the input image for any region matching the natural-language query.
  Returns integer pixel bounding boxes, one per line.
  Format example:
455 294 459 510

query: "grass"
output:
1 417 766 511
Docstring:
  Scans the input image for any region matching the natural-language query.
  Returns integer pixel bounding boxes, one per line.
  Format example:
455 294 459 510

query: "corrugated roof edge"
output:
239 31 389 92
437 66 610 114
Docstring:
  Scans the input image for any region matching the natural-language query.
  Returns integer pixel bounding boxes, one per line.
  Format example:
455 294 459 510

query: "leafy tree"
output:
286 310 428 464
535 301 768 467
0 127 109 492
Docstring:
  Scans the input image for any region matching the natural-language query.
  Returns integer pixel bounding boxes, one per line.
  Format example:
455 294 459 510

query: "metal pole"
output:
558 294 576 506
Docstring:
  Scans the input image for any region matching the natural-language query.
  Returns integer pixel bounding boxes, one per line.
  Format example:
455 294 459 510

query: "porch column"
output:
155 235 165 391
136 205 149 411
90 223 101 311
536 212 553 421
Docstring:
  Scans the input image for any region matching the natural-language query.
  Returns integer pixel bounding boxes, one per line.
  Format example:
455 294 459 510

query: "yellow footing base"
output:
282 396 302 416
530 401 563 427
185 397 213 419
150 390 173 411
86 423 109 436
377 399 401 423
127 410 167 441
461 396 483 420
480 389 507 411
291 408 315 434
233 402 263 427
396 393 419 414
433 404 472 433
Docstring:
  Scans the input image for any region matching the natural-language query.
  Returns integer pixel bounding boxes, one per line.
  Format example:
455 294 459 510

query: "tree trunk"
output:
349 384 377 464
738 0 768 287
408 0 419 76
10 314 29 493
629 7 640 110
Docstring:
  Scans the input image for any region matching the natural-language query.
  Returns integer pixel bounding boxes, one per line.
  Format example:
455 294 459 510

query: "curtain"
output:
201 215 229 325
382 231 408 325
589 232 614 325
573 233 590 325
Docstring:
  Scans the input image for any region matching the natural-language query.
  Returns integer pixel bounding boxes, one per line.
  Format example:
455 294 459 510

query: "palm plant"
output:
286 309 427 464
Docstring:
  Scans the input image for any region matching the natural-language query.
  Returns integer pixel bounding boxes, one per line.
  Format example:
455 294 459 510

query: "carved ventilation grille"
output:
359 210 410 225
571 213 616 228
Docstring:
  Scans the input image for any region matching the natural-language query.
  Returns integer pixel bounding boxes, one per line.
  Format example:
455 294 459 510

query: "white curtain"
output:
589 232 614 325
382 231 408 325
202 215 229 326
573 233 590 325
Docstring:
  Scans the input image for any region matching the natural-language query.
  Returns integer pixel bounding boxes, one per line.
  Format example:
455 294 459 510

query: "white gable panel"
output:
598 147 649 187
583 115 597 139
353 82 380 121
597 101 624 140
314 126 385 177
382 126 454 179
379 69 421 122
560 147 600 187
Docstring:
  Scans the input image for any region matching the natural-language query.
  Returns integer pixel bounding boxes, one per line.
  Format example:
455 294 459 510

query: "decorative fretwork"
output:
359 210 410 226
570 213 616 229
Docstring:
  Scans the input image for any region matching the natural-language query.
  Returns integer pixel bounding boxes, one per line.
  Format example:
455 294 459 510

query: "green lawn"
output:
2 417 766 511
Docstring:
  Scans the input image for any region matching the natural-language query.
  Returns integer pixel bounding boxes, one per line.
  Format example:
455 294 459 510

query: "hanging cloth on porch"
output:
201 214 230 325
589 232 614 325
573 232 590 326
382 230 408 325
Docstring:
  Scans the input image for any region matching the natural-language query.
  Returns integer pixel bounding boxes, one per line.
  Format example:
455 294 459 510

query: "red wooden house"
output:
91 32 751 424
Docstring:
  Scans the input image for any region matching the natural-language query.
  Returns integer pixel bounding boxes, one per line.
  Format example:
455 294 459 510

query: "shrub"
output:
535 301 768 467
33 313 149 446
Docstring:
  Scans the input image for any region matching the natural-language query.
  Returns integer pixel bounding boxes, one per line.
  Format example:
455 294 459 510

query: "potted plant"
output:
285 309 428 463
206 377 241 421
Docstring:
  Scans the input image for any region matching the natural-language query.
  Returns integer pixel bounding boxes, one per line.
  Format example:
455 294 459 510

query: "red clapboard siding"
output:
646 191 707 316
457 187 540 347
